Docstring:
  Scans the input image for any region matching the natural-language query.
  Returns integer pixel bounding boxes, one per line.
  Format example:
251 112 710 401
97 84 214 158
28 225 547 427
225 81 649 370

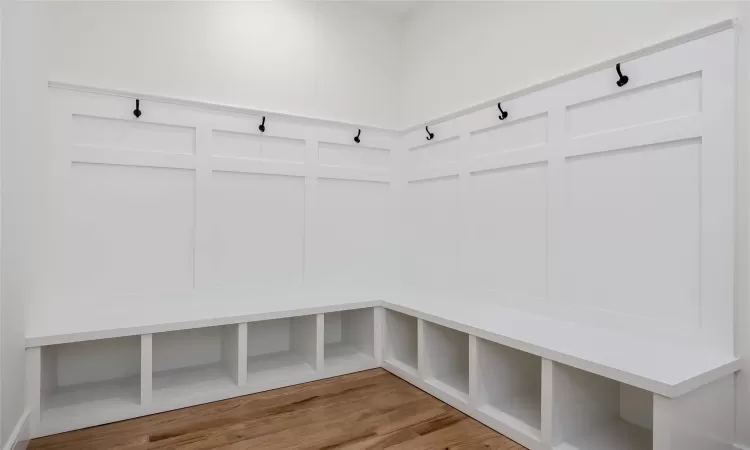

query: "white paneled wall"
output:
38 90 398 305
33 28 736 355
399 29 735 354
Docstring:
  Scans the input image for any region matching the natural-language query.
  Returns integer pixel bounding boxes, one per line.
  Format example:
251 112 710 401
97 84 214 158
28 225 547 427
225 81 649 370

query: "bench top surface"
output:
385 294 739 398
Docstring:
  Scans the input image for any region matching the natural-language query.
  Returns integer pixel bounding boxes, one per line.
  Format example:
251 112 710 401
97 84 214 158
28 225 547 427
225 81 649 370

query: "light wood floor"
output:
30 369 526 450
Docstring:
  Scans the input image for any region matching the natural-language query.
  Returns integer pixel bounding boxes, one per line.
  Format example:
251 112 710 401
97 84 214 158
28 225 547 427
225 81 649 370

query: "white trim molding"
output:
3 409 29 450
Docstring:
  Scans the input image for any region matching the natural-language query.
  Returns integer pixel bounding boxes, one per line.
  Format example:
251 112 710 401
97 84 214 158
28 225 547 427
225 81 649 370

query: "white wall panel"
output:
404 176 459 289
307 178 390 289
566 72 702 138
318 142 389 171
470 114 548 157
212 130 306 163
409 137 459 170
562 139 700 324
208 172 305 288
62 163 196 294
465 164 548 300
73 115 196 155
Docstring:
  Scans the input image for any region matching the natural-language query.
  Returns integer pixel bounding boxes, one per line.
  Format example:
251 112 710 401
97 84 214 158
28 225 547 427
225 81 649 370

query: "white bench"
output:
25 289 739 450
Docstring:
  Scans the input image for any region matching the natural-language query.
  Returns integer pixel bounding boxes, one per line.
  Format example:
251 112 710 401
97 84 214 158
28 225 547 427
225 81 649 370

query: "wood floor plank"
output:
29 369 527 450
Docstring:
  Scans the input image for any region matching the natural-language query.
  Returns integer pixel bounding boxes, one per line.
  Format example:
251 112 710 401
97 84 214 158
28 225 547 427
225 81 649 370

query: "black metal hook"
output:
259 116 266 133
425 126 434 141
133 99 141 118
354 129 361 144
616 63 629 87
497 102 508 120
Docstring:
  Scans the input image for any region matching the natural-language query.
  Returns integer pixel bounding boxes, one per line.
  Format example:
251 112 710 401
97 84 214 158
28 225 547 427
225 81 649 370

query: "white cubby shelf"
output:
151 325 239 403
246 315 318 388
323 308 376 372
384 309 418 376
422 320 470 404
27 305 382 437
38 336 142 434
551 364 653 450
474 337 542 439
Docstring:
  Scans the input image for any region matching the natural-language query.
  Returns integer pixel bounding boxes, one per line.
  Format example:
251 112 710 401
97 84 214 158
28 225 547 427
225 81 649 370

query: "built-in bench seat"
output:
25 289 740 450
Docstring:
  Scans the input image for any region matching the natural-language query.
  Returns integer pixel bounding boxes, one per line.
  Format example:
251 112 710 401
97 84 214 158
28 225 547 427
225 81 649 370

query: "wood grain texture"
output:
30 369 525 450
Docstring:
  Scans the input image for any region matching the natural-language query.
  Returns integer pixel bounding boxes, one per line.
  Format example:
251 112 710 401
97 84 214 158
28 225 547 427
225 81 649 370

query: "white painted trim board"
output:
3 410 29 450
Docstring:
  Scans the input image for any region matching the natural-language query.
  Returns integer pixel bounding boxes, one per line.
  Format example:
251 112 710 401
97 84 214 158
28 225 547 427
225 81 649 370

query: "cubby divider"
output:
550 362 653 450
421 320 469 403
474 337 542 438
384 309 418 375
324 308 376 371
246 315 318 387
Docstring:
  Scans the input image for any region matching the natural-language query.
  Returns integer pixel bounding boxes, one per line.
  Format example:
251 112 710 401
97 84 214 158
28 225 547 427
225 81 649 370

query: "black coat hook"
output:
133 99 141 118
354 129 361 144
425 126 434 141
497 102 508 120
259 116 266 133
616 63 629 87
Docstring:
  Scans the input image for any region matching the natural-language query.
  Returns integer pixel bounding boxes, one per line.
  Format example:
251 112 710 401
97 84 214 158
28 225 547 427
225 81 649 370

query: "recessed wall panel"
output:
308 179 390 289
64 163 196 293
466 164 547 300
318 142 389 170
212 130 305 163
567 73 701 138
562 139 701 323
409 137 459 169
208 172 305 288
404 176 459 289
471 114 548 156
72 115 196 154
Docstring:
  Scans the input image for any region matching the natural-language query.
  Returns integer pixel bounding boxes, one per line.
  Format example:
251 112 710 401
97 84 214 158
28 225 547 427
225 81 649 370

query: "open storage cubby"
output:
422 320 469 403
384 309 418 375
152 325 239 402
552 363 653 450
324 308 375 370
40 336 141 421
246 315 318 386
475 338 542 438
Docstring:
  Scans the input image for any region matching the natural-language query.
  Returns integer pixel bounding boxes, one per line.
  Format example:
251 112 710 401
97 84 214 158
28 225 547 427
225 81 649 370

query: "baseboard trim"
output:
3 409 30 450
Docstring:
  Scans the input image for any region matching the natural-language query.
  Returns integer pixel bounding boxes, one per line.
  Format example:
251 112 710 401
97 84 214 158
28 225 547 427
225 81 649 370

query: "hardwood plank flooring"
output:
29 369 526 450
